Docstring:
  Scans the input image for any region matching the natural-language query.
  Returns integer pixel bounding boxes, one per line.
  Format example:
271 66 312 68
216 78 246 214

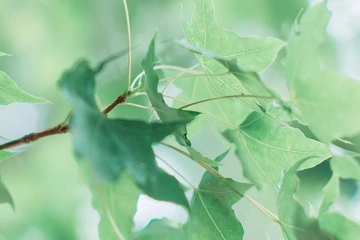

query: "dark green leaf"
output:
141 36 199 146
59 60 191 209
278 158 332 240
223 111 331 188
131 218 185 240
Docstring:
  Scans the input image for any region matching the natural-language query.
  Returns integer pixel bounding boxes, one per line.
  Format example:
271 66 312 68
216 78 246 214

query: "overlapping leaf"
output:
319 164 360 239
175 0 285 129
278 159 332 240
187 158 252 240
58 60 191 208
131 219 186 240
223 111 331 188
183 0 285 73
285 1 360 142
142 37 199 146
0 71 48 105
81 162 141 240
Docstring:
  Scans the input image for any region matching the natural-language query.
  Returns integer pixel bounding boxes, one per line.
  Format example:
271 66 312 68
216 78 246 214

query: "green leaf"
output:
0 175 14 210
131 219 186 240
59 60 191 209
141 36 199 146
278 158 332 240
0 51 10 57
319 213 360 240
223 111 331 188
187 163 252 240
81 161 140 240
330 157 360 181
175 0 286 130
0 150 16 162
183 0 285 73
319 173 339 214
186 146 225 166
0 71 48 105
285 2 360 142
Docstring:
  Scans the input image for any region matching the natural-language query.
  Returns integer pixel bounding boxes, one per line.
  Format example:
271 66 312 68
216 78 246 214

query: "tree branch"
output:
0 93 127 150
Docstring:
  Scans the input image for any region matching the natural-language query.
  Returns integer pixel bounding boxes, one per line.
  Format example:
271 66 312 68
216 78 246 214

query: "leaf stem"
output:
177 94 275 110
155 154 196 189
0 93 128 150
161 142 280 223
122 0 132 90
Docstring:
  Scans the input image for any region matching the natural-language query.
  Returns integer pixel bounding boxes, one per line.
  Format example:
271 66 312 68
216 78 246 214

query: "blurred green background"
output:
1 0 360 239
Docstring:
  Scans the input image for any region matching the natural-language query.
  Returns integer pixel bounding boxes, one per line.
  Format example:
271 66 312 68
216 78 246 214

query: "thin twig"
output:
0 93 128 150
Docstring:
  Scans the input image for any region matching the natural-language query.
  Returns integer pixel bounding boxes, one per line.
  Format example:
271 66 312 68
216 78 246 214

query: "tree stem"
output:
0 93 127 150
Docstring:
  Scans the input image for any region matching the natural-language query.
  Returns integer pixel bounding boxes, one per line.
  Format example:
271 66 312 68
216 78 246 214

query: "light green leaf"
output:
176 0 286 130
187 161 252 240
59 60 191 209
286 2 360 142
223 111 331 188
319 173 339 214
183 0 285 73
278 158 332 240
186 146 225 166
330 157 360 181
81 161 140 240
131 219 185 240
0 150 16 162
0 51 10 57
0 71 48 105
0 175 14 210
319 213 360 240
142 36 199 146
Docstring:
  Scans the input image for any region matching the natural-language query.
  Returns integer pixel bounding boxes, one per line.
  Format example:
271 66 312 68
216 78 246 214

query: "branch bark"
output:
0 93 127 150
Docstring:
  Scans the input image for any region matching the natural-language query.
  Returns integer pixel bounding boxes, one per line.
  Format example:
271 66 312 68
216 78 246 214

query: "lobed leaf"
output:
285 2 360 142
130 218 186 240
0 71 48 105
187 156 252 240
141 36 199 146
81 162 140 240
223 111 331 189
175 0 286 130
278 158 332 240
183 0 285 73
58 60 191 209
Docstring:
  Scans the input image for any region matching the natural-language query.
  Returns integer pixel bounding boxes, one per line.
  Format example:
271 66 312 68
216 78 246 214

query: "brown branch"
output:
0 93 127 151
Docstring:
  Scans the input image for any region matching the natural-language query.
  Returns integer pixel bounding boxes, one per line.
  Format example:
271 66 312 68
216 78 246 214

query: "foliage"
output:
1 0 360 239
